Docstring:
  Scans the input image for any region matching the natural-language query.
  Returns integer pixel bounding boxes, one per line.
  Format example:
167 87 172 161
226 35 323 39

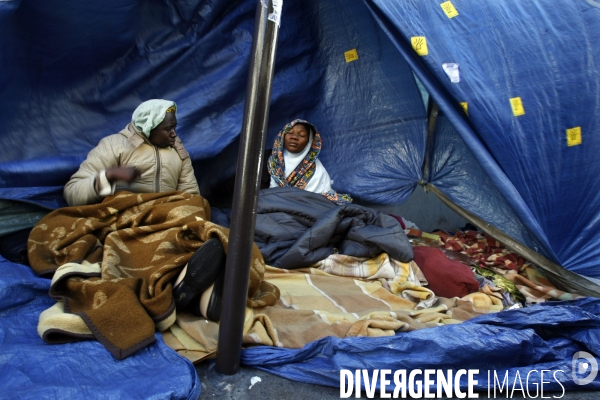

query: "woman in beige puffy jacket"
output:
63 99 229 321
64 99 200 206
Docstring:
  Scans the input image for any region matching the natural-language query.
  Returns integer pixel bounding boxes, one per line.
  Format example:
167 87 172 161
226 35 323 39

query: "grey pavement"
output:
195 361 600 399
196 360 339 399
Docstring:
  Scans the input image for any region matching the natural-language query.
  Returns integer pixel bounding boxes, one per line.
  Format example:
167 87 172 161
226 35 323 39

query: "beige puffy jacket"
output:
64 124 200 206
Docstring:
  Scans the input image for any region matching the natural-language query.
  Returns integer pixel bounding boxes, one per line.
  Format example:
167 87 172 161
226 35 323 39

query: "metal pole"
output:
420 97 438 191
216 0 281 375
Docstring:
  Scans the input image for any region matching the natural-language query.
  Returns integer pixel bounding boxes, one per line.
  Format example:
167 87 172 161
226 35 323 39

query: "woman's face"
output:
149 112 177 148
284 124 310 153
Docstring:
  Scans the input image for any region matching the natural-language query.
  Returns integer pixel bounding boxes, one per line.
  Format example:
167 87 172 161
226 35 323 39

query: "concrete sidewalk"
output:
196 360 340 399
195 360 599 399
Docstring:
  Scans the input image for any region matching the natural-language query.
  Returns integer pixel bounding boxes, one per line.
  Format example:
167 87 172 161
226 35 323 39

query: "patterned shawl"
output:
268 119 352 205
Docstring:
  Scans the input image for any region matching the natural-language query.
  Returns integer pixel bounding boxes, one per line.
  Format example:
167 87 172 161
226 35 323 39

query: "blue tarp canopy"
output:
1 0 600 397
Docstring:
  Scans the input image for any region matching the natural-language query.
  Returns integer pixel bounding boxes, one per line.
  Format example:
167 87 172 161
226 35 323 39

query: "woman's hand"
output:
105 166 141 184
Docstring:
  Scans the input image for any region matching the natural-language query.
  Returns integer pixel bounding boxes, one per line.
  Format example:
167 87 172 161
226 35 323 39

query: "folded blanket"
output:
28 191 279 359
314 253 437 309
167 265 500 363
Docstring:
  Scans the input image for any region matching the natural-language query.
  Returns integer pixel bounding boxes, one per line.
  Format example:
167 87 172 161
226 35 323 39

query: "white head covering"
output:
283 129 313 178
131 99 177 137
270 127 333 193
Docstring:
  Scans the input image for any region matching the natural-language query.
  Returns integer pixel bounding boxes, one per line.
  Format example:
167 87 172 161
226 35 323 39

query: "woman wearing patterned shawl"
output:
268 119 352 205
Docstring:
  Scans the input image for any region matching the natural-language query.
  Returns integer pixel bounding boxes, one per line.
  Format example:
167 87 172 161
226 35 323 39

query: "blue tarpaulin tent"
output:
1 0 600 397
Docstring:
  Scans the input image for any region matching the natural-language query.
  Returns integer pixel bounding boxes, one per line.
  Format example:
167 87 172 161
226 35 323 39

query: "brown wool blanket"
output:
28 191 279 359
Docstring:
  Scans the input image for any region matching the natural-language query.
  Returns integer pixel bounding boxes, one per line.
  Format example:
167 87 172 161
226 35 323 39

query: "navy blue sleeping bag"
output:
254 187 414 269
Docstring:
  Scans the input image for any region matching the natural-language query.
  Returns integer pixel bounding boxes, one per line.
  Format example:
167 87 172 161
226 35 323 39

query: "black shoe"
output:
188 265 225 321
205 266 225 322
173 237 225 310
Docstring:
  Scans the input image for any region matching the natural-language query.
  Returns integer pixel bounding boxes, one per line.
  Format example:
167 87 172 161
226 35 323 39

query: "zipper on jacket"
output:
154 147 161 193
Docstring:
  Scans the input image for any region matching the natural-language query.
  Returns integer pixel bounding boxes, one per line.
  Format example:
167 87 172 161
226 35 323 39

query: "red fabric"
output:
389 214 406 229
441 230 525 271
412 246 479 298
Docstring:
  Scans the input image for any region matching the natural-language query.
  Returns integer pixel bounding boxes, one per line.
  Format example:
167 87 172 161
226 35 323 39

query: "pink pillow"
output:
412 246 479 298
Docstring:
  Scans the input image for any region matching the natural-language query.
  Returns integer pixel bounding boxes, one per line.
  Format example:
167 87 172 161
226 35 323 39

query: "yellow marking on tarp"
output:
441 1 459 18
566 127 582 146
411 37 429 56
344 49 358 63
509 97 525 116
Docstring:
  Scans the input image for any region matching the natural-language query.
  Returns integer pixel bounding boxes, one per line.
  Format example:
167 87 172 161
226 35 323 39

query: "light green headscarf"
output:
131 99 177 137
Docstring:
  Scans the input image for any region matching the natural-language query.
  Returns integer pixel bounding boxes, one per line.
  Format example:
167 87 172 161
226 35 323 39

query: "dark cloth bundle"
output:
254 187 414 269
